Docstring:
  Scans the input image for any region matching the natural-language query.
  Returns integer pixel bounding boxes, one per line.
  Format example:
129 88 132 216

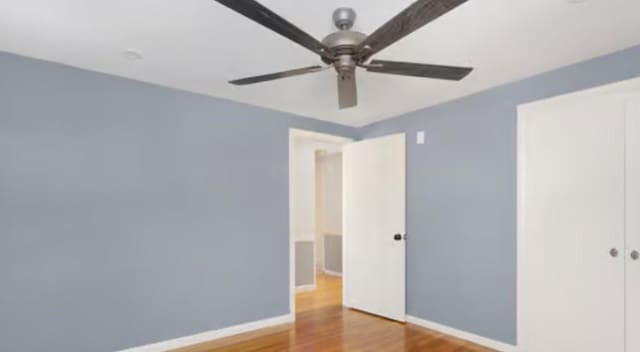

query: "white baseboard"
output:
323 269 342 277
117 314 294 352
295 284 316 293
406 315 518 352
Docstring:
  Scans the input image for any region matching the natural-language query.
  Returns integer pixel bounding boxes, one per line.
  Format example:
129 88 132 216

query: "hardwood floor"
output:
296 271 343 312
173 272 494 352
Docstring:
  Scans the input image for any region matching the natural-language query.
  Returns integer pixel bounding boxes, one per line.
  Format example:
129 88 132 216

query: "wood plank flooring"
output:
172 272 494 352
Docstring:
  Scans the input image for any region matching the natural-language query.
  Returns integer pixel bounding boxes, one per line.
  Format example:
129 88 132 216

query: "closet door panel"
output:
519 97 626 352
626 97 640 352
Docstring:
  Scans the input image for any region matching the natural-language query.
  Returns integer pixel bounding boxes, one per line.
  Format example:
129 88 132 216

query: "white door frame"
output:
517 76 640 349
289 128 352 317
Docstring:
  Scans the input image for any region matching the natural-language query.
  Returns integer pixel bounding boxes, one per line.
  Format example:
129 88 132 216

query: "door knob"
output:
610 248 619 258
631 250 639 261
394 234 404 241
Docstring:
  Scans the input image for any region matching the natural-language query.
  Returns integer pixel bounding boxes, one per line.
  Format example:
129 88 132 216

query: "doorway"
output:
289 129 407 321
289 129 351 314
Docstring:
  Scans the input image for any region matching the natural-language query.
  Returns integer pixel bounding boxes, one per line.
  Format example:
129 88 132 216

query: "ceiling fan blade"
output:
214 0 328 57
230 65 326 85
355 0 467 61
366 60 473 81
337 71 358 109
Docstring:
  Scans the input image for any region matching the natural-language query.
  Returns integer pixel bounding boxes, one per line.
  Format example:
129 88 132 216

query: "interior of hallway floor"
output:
172 272 495 351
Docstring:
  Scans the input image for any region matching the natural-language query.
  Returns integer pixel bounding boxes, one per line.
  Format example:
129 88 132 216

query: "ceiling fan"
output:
214 0 473 109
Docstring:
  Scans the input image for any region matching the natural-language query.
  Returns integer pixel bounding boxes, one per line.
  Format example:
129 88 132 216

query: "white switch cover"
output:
417 131 425 144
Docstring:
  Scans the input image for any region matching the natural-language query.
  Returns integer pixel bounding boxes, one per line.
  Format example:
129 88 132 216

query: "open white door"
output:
343 133 406 322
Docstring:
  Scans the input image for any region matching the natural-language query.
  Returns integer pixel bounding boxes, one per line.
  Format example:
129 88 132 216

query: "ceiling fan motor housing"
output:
322 8 367 72
321 29 367 70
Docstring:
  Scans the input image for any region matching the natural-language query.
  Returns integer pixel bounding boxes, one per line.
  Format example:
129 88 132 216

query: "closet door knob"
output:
631 250 639 261
610 248 619 258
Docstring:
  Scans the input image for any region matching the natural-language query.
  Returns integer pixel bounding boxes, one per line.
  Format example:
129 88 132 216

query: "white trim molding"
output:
295 284 316 293
406 315 518 352
323 269 342 277
116 314 293 352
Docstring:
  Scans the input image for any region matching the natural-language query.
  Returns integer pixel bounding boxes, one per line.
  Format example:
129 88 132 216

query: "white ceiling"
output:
1 0 639 127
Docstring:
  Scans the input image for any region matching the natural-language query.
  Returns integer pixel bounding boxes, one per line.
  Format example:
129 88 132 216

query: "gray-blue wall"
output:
295 241 314 286
359 44 640 344
0 52 355 352
324 234 342 273
4 43 640 351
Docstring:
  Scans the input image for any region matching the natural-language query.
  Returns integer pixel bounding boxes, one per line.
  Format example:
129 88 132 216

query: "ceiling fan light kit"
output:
215 0 473 109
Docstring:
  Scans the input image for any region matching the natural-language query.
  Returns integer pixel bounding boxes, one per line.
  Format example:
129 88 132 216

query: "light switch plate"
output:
417 131 425 145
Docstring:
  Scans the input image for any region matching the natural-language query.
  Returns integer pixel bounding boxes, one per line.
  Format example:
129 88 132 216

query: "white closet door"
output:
626 97 640 352
519 96 626 352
